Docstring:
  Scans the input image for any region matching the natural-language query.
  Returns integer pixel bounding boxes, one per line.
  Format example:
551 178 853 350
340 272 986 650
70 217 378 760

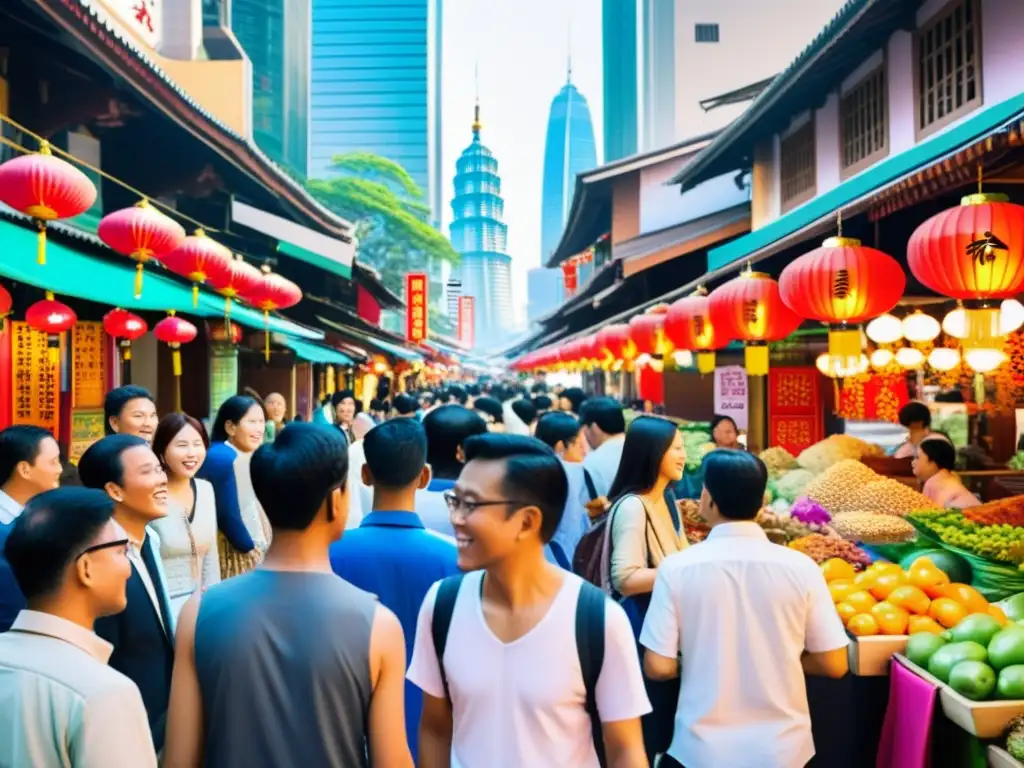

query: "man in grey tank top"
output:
163 423 412 768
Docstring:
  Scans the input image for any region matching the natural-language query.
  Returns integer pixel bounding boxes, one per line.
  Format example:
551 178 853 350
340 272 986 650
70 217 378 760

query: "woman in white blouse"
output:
151 413 220 619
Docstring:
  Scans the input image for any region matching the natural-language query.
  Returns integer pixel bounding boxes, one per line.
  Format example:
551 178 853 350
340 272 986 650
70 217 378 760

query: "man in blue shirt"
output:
329 417 460 763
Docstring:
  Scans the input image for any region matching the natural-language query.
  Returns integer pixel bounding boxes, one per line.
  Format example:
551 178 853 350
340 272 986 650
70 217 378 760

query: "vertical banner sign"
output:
209 344 239 419
561 260 578 296
10 322 59 435
406 273 428 342
72 322 107 409
768 367 823 454
713 365 748 430
458 296 475 347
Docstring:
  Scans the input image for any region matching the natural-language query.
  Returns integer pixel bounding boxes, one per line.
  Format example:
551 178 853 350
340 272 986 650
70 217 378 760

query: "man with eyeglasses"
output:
408 434 650 768
0 487 157 767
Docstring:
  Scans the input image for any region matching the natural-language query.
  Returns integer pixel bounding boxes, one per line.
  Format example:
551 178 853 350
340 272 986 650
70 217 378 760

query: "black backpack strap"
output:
576 581 607 767
582 468 599 502
431 573 466 705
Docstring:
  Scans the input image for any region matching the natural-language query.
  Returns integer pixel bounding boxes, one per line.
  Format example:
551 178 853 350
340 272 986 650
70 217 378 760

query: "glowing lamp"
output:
928 347 961 372
896 347 925 369
103 308 148 361
866 313 903 344
964 347 1006 373
815 353 868 378
26 291 76 363
672 350 694 368
942 299 1024 338
664 291 727 375
901 311 941 343
596 324 637 370
870 349 895 370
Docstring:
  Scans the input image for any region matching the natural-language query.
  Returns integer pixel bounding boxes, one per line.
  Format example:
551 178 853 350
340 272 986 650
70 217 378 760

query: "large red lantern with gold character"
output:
241 266 303 362
26 292 76 363
99 200 186 299
0 141 97 265
708 270 801 376
780 236 905 365
665 291 728 374
629 305 673 359
596 323 637 370
159 229 232 307
103 308 148 361
908 192 1024 350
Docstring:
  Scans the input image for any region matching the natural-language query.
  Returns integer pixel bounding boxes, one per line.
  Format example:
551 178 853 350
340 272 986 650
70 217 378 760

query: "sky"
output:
441 0 604 325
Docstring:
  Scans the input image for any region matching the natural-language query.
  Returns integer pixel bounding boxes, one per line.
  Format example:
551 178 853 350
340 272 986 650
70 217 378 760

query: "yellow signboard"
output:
10 322 59 435
73 322 107 409
68 408 105 465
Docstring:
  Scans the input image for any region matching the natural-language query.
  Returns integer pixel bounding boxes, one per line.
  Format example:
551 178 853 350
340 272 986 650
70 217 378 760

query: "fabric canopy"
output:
280 336 353 366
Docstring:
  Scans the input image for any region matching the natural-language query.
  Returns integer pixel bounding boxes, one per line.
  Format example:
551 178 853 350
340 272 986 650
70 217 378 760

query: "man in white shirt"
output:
347 412 377 529
0 486 157 768
640 449 849 768
409 434 650 768
580 397 627 498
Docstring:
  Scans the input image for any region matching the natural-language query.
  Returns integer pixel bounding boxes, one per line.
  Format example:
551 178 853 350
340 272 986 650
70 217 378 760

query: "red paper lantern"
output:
103 308 148 361
160 229 233 308
780 236 905 362
26 291 76 363
665 292 728 374
0 284 12 333
154 312 198 410
98 200 186 299
0 141 97 265
629 304 672 358
708 271 801 376
207 255 263 318
578 334 600 368
242 266 303 361
596 323 637 370
208 320 243 345
908 192 1024 349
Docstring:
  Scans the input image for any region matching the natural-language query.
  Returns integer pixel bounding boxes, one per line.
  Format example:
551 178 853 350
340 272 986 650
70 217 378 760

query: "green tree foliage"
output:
306 153 459 303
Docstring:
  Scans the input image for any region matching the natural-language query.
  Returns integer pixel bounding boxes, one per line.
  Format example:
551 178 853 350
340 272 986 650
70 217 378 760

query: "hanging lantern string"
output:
978 161 984 195
0 115 219 234
837 209 843 238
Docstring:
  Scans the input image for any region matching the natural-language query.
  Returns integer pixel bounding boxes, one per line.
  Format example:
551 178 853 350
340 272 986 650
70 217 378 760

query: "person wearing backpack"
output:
407 434 650 768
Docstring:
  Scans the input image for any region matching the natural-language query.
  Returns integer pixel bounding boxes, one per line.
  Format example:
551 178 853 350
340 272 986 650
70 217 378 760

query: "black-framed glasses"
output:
443 491 525 518
77 538 130 560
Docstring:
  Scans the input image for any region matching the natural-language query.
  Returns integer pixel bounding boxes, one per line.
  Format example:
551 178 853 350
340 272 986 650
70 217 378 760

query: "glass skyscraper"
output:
602 0 638 161
232 0 310 178
450 106 513 351
309 0 443 222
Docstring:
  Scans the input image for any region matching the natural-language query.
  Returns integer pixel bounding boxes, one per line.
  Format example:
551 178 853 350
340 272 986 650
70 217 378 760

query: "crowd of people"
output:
0 378 851 767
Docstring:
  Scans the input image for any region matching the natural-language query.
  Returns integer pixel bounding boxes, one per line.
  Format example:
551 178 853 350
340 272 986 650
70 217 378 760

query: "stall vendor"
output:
893 401 935 459
913 436 980 509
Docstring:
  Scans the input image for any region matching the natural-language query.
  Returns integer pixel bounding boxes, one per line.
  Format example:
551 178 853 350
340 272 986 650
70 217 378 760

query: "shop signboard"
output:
406 273 428 342
69 409 105 465
11 322 59 436
72 322 107 409
458 296 474 348
713 365 748 430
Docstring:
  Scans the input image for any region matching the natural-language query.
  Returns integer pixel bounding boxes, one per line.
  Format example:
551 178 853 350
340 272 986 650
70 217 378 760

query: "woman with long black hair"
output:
606 415 687 763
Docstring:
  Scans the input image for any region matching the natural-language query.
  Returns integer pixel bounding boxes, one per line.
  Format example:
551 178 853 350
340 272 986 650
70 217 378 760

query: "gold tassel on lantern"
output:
36 221 47 266
263 310 271 363
121 341 133 361
192 284 200 308
696 351 716 375
745 342 770 376
134 263 144 300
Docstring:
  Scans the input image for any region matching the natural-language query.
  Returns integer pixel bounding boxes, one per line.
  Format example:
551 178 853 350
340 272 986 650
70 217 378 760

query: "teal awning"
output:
0 217 323 341
707 90 1024 272
315 315 424 362
280 337 353 366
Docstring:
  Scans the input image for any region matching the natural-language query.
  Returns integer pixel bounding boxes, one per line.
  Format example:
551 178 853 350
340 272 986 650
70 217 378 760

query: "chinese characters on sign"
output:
561 261 578 296
103 0 163 49
69 409 105 465
72 322 107 409
713 366 748 430
768 367 823 454
11 322 59 436
457 296 475 348
406 273 428 343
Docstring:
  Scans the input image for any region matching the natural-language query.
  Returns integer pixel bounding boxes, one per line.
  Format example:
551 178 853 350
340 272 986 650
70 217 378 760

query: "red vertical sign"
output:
458 296 475 348
405 273 428 342
767 367 823 455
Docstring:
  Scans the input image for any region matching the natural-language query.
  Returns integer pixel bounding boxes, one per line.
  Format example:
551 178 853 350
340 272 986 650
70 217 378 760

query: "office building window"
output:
916 0 981 137
840 67 888 176
779 119 816 212
694 24 719 43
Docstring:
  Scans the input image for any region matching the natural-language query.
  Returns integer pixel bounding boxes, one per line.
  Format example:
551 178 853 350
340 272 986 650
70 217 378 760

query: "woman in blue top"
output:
197 396 271 579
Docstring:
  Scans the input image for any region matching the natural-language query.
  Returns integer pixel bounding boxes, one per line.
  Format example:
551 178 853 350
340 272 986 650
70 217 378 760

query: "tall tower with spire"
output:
449 101 513 351
530 58 598 323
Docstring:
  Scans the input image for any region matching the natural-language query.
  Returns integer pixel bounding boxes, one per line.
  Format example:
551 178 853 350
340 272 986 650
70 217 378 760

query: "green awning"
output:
707 90 1024 272
0 217 322 341
280 337 353 366
315 315 424 362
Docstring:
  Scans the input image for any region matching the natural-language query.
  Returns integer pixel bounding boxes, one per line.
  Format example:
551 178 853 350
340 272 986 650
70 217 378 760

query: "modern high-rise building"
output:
531 68 598 323
640 0 847 149
449 105 513 351
232 0 311 178
602 0 638 162
309 0 443 223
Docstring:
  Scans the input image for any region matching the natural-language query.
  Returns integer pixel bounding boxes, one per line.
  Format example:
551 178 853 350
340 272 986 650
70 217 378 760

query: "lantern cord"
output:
836 209 843 238
0 120 218 234
978 162 984 195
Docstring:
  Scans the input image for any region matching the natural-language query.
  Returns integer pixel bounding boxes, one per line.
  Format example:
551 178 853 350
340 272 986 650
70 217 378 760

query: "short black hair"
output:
703 449 767 520
533 394 553 411
0 425 56 485
559 387 586 415
5 487 115 599
918 436 957 471
423 405 488 479
899 401 932 429
579 397 626 435
78 434 150 489
510 398 538 426
710 414 738 433
473 396 504 424
447 385 468 405
369 398 385 412
211 395 260 443
530 382 548 394
331 389 356 408
103 385 154 436
392 393 419 415
364 418 427 487
462 433 567 543
535 412 582 451
419 392 436 408
250 422 348 531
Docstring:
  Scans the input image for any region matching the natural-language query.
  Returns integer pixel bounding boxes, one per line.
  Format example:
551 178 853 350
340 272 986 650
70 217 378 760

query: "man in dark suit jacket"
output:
0 523 25 632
